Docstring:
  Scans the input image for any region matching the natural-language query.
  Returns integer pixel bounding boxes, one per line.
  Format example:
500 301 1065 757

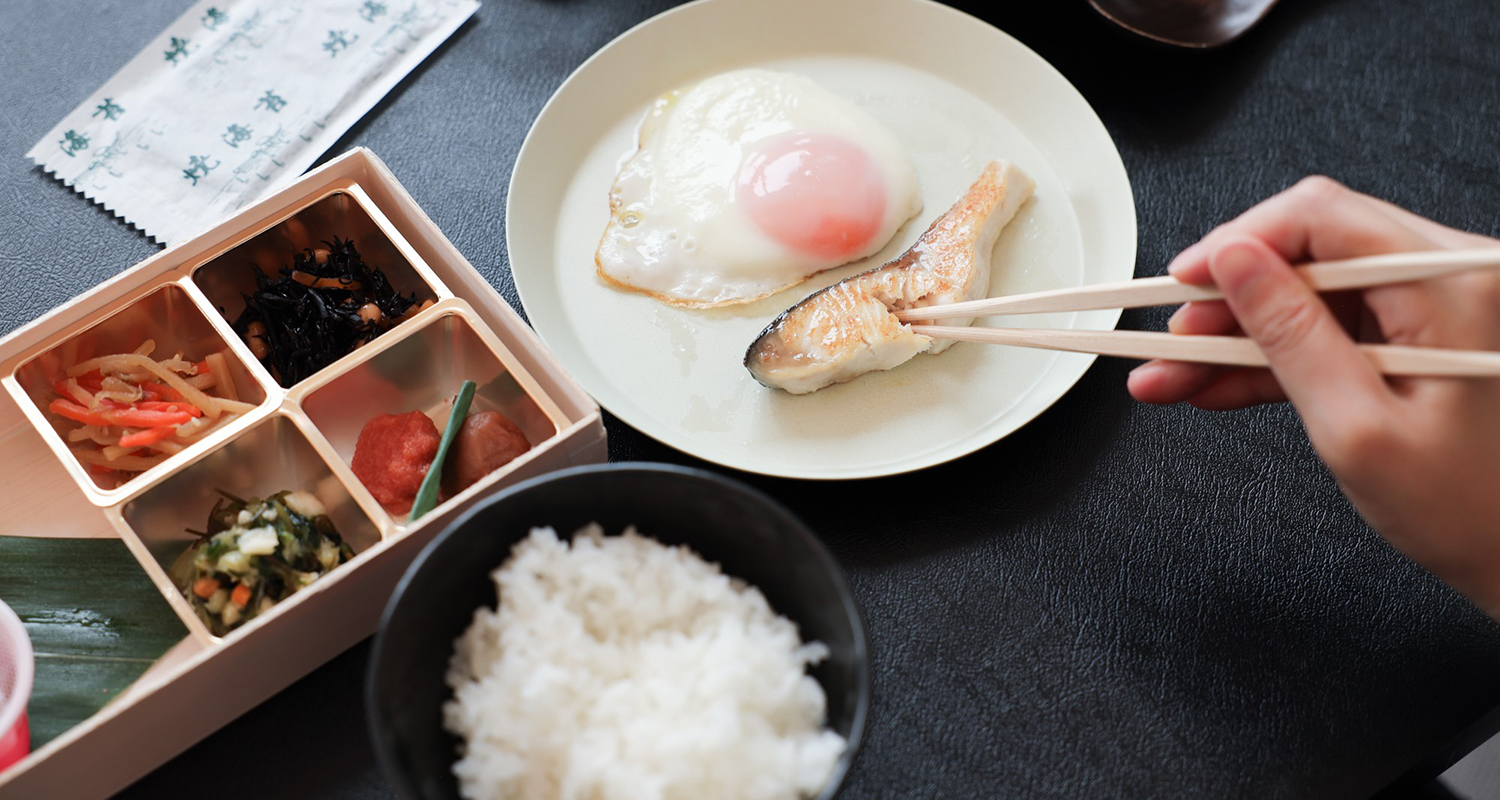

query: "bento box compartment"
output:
190 189 449 373
119 414 381 640
300 310 561 528
10 281 270 495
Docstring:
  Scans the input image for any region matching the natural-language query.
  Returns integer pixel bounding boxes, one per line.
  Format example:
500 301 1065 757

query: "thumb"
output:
1207 236 1389 429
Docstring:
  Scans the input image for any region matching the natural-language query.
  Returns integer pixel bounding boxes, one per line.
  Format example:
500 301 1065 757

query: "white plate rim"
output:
506 0 1137 480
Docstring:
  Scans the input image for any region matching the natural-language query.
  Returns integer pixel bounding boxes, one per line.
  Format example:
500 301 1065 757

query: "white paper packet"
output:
27 0 479 244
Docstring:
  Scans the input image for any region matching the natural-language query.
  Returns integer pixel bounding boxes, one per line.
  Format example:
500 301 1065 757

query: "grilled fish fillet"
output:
744 160 1035 394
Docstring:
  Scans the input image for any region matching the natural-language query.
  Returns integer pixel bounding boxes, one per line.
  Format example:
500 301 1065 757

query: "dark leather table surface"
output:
3 0 1499 797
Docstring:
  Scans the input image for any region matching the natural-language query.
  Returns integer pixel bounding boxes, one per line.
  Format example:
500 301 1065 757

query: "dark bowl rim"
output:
365 461 871 800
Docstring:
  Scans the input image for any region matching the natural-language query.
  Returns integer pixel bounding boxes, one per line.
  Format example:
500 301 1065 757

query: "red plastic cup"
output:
0 600 32 774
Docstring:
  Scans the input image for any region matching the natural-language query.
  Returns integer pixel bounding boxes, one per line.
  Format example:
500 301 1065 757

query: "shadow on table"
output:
1377 702 1500 799
316 13 483 170
953 0 1347 150
606 329 1141 569
113 639 395 800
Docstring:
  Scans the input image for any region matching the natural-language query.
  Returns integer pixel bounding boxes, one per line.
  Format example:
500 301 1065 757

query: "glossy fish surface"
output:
744 160 1034 394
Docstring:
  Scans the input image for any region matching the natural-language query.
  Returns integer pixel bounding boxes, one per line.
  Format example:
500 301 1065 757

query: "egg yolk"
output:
736 132 887 260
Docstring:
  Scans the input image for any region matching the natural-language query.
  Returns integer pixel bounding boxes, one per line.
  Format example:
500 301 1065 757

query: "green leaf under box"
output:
0 537 186 749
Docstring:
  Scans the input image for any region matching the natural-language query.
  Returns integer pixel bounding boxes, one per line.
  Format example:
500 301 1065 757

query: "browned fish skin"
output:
745 161 1034 394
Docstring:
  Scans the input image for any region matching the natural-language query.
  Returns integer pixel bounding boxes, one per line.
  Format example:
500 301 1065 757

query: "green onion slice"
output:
410 380 476 521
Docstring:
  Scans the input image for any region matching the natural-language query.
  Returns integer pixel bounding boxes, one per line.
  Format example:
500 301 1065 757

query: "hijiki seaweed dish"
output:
232 237 433 387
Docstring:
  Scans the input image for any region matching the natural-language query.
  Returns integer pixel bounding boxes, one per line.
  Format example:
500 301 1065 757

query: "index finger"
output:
1207 236 1391 437
1167 177 1444 285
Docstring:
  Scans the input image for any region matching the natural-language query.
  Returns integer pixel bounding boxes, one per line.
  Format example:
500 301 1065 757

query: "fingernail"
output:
1208 240 1266 295
1167 303 1191 331
1167 242 1203 277
1128 362 1165 382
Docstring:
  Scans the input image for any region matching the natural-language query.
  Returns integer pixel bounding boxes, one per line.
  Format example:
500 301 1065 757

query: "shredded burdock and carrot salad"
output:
48 339 255 484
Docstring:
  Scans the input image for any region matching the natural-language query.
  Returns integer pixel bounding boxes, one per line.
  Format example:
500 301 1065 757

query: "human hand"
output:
1127 177 1500 617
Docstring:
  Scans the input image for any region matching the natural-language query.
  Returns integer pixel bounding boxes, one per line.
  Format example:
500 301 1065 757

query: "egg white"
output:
595 69 922 307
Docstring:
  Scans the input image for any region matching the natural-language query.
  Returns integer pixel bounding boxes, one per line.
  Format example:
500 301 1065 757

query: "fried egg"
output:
596 69 923 308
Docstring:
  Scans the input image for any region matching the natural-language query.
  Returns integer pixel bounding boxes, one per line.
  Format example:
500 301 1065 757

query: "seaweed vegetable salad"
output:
171 489 355 636
232 237 432 387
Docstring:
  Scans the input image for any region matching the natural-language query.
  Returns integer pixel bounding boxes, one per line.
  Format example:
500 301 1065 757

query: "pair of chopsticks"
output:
890 249 1500 377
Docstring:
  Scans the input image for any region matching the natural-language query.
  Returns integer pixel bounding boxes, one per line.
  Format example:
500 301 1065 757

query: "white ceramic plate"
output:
507 0 1137 479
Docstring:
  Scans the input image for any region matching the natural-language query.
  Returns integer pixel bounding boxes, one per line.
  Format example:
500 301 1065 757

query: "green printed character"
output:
323 29 357 56
91 98 124 120
253 127 289 170
58 130 90 158
391 7 421 34
164 36 190 64
202 7 228 30
83 134 126 177
254 89 286 113
359 1 387 22
182 154 220 186
222 123 253 148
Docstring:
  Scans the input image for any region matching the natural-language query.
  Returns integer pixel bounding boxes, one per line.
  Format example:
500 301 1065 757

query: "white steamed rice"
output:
443 524 846 800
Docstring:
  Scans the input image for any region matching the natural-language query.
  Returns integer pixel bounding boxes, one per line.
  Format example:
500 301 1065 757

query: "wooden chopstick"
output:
891 249 1500 322
908 326 1500 377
